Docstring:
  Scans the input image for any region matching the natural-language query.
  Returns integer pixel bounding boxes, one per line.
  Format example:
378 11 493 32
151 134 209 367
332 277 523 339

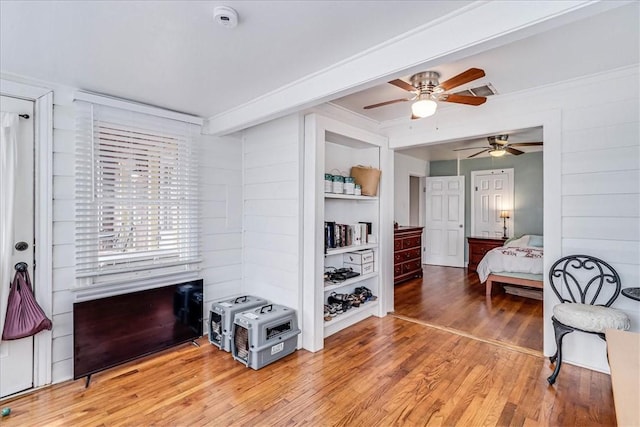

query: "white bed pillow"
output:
504 235 530 248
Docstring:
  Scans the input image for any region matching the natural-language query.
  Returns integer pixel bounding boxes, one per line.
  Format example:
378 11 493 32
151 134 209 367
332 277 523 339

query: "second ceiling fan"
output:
454 135 543 158
364 68 487 119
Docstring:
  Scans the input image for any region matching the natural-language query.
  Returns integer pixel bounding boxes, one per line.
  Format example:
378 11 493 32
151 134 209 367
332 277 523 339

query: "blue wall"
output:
430 151 543 259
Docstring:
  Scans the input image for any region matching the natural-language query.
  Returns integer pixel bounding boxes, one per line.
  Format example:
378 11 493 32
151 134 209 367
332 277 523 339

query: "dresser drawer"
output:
402 259 422 274
401 247 421 261
402 236 422 249
394 264 402 277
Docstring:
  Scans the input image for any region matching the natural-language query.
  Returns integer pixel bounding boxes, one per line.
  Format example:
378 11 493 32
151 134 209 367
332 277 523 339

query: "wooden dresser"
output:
394 226 424 285
467 236 507 272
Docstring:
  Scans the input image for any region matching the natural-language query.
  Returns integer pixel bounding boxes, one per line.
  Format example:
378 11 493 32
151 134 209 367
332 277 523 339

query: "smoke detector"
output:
214 6 239 28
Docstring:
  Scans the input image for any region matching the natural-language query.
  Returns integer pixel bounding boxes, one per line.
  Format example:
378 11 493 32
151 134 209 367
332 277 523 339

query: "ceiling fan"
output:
454 135 543 158
363 68 487 119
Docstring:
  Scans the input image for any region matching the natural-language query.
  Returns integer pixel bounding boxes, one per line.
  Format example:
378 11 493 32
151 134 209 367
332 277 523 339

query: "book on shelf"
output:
324 221 370 250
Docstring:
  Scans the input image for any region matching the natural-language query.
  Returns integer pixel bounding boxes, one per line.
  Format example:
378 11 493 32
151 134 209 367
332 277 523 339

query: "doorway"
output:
394 124 547 353
1 95 35 397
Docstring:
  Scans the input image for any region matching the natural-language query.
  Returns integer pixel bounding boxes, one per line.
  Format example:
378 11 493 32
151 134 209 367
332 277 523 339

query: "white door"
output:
471 169 514 238
424 176 465 267
0 95 35 397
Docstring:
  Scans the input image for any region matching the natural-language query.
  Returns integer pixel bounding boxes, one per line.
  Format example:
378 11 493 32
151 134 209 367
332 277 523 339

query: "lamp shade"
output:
499 210 510 219
489 148 506 157
411 99 437 118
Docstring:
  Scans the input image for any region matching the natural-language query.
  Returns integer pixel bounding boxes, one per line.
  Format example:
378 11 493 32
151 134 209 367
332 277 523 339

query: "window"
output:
75 101 200 286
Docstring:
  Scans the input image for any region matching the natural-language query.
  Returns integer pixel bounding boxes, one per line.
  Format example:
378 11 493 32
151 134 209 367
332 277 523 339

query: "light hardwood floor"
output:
1 315 614 426
394 265 543 351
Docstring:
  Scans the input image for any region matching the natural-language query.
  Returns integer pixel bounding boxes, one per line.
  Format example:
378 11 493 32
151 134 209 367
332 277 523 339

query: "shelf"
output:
323 300 379 337
325 242 377 256
324 272 378 292
324 193 378 201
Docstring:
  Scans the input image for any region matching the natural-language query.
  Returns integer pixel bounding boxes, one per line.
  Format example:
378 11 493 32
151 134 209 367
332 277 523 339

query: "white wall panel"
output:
242 114 302 306
52 267 73 292
202 233 242 252
244 199 298 217
563 122 639 153
245 162 298 183
51 312 72 339
562 170 639 195
562 146 639 174
562 98 639 131
563 194 639 217
562 216 639 241
52 221 74 245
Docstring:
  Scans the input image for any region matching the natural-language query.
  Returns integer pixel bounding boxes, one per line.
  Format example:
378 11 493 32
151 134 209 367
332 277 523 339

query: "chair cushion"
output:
553 303 630 333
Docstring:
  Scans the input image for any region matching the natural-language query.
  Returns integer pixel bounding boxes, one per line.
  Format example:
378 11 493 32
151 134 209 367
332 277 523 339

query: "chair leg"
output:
547 319 574 385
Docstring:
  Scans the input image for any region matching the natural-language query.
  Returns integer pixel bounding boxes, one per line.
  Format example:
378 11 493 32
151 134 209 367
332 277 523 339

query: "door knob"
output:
14 241 29 251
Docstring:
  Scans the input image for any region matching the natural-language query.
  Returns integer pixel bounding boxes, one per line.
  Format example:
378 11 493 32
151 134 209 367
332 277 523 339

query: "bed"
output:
476 235 544 297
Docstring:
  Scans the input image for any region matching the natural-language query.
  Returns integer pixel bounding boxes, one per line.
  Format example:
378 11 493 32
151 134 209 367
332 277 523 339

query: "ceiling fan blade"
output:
411 114 420 120
505 147 525 155
442 94 487 106
363 98 410 109
508 142 543 147
453 146 488 151
389 79 416 92
468 148 490 158
438 68 485 91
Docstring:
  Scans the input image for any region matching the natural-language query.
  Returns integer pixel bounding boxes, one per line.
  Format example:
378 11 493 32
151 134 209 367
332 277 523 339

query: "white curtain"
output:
0 112 18 336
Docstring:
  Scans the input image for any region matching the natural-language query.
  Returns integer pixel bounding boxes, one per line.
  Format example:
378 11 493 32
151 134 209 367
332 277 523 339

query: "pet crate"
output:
209 295 269 352
232 304 301 370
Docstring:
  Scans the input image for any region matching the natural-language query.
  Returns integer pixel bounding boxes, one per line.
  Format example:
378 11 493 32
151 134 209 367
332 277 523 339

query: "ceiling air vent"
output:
454 83 497 97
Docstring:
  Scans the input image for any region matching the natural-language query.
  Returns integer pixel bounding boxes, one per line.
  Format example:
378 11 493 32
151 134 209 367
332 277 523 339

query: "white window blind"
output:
75 101 201 285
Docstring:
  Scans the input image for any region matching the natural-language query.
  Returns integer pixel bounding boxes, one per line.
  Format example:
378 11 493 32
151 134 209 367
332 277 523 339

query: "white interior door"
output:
471 169 514 238
0 95 35 398
424 176 465 267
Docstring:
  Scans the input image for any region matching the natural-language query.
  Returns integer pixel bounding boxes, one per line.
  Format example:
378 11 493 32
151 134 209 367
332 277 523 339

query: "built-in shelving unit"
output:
302 113 392 352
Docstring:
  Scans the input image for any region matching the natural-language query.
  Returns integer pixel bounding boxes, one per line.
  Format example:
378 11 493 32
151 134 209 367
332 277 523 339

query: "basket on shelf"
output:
350 165 381 196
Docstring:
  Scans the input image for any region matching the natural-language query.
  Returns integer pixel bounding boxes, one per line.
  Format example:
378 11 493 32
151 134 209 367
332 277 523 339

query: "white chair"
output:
547 255 630 385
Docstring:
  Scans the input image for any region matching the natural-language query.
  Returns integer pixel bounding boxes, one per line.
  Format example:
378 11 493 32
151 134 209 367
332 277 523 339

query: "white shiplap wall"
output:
50 90 76 383
242 114 302 311
48 90 243 383
385 65 640 373
199 133 244 328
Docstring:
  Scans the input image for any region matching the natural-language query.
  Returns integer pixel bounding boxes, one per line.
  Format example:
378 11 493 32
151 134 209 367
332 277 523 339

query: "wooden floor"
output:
394 265 544 351
1 315 615 426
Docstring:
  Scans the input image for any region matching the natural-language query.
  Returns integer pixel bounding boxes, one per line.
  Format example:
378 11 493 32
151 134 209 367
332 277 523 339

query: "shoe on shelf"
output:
324 304 333 321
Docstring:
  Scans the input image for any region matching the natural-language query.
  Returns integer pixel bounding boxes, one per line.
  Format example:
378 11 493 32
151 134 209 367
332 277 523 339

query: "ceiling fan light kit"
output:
411 98 437 118
364 68 488 120
489 148 506 157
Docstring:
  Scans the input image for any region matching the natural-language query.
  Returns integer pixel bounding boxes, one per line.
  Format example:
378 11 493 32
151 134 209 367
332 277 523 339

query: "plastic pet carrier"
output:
208 295 269 352
232 304 301 370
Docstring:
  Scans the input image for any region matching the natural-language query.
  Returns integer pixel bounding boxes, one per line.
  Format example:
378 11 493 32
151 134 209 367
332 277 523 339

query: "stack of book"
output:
324 221 371 250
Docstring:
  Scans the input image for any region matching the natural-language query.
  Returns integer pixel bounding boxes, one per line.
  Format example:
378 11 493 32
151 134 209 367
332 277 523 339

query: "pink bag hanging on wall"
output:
2 266 52 340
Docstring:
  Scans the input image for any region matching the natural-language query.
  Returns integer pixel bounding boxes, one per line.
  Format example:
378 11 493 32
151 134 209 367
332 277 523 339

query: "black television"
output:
73 279 203 381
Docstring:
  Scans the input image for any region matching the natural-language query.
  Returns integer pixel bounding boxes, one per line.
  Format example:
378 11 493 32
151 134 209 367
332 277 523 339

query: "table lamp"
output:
500 210 510 238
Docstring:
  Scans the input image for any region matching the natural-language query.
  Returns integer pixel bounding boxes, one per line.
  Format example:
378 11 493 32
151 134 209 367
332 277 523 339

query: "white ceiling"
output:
0 0 470 117
1 0 637 153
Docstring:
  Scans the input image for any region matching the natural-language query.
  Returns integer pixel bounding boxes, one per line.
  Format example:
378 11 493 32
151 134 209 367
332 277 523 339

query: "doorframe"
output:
470 168 515 238
1 79 54 388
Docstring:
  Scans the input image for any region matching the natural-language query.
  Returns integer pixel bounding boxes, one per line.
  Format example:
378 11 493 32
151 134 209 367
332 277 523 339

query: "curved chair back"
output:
549 255 621 307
